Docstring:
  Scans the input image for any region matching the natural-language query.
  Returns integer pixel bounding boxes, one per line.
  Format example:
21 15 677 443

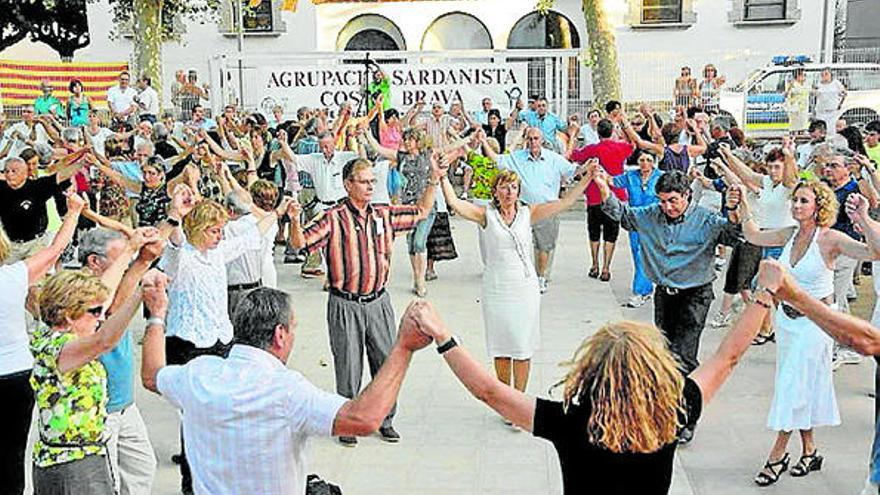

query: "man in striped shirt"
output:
289 156 440 446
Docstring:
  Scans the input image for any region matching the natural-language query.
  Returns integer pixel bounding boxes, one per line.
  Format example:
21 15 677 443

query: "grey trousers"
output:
327 291 397 429
33 454 114 495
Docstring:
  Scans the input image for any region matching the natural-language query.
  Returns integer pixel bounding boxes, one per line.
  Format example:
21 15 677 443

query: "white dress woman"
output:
436 163 594 395
738 181 880 486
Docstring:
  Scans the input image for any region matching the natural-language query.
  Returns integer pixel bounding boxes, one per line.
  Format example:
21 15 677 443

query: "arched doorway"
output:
337 14 406 51
421 12 493 51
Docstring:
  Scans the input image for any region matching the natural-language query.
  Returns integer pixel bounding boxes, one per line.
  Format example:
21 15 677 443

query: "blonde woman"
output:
0 191 84 495
734 182 880 486
407 255 779 493
29 234 150 494
436 162 593 403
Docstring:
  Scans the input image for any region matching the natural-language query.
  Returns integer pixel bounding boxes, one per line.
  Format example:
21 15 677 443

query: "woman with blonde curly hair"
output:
735 181 880 486
407 257 781 493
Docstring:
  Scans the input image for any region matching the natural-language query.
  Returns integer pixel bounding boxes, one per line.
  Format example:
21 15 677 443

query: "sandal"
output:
754 453 790 486
751 333 775 346
588 267 599 279
599 271 611 282
790 451 823 477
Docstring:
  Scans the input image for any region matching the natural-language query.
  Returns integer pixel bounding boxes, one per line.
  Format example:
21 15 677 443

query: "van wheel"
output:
841 108 878 127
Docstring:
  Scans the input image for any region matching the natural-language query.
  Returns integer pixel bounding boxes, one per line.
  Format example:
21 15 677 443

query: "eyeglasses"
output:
86 306 105 317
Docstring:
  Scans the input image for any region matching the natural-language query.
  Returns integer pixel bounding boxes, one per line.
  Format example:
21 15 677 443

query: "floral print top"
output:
396 150 430 205
29 323 108 468
136 183 170 227
98 171 130 221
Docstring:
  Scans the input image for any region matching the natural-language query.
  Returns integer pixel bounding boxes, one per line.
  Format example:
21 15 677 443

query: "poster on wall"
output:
254 62 529 119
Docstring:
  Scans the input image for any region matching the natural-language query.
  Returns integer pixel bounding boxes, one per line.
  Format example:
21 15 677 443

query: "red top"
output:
571 140 633 206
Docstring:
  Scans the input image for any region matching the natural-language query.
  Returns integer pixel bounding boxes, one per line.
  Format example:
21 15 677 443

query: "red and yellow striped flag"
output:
0 60 129 110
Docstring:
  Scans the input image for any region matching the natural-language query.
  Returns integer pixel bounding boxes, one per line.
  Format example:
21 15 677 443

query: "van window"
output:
750 71 786 95
840 68 880 91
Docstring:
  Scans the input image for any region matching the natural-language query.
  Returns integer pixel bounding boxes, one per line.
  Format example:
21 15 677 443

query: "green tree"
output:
537 0 621 106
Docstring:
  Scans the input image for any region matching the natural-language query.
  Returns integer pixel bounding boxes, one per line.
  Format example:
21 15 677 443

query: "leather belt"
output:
228 280 261 291
780 296 832 319
656 283 710 296
329 288 386 304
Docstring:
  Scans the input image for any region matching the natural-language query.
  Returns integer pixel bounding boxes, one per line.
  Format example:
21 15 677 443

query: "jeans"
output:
628 232 653 297
0 369 34 495
406 210 436 255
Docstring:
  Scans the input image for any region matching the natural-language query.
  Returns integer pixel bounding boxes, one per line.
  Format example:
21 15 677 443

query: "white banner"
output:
255 62 529 119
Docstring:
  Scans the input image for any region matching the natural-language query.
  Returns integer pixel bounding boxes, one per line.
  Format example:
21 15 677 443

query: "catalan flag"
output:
0 60 129 110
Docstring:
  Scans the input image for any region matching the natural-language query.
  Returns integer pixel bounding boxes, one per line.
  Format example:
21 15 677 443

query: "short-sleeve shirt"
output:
301 199 420 295
832 179 861 240
106 85 138 114
0 177 61 242
571 140 633 206
296 152 356 203
156 344 346 495
495 149 576 205
521 111 567 146
29 324 108 468
533 377 702 495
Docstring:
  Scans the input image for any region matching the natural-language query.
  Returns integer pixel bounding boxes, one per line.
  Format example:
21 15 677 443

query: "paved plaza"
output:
24 213 876 494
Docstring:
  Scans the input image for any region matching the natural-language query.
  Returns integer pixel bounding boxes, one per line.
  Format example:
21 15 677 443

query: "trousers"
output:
654 283 714 376
628 232 653 297
0 369 34 495
105 404 156 495
327 291 397 429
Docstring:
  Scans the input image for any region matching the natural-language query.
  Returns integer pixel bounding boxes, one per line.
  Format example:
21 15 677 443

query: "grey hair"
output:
3 156 25 170
34 143 54 165
152 122 169 141
61 127 81 144
77 228 125 266
232 288 292 350
225 189 252 216
135 141 154 155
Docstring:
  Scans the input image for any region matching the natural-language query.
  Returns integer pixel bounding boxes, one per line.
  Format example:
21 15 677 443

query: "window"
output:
641 0 681 24
743 0 785 21
421 12 493 51
336 14 406 51
507 11 580 49
626 0 696 28
220 0 286 35
729 0 800 24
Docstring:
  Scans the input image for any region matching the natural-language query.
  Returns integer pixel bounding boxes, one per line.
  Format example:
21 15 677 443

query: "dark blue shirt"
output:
831 179 861 240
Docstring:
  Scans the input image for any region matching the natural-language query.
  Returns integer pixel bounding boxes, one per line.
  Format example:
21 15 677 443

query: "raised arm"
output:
780 139 799 189
531 160 595 224
728 184 794 246
200 129 243 161
140 270 169 393
621 122 663 155
479 133 501 163
689 261 775 404
90 153 142 194
835 193 880 260
719 144 762 190
25 191 85 283
410 301 537 431
687 120 708 157
359 129 397 162
437 151 486 226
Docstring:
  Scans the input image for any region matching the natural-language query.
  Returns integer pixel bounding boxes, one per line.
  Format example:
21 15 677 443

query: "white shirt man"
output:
137 81 160 119
226 213 278 289
107 80 138 118
296 151 357 206
6 113 49 158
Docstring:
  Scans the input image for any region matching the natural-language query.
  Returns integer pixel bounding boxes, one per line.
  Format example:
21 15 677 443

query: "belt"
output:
329 287 386 304
318 199 338 206
781 296 832 319
656 282 711 296
228 280 261 291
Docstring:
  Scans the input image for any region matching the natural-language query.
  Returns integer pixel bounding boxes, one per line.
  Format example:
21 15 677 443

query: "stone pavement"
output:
24 213 875 494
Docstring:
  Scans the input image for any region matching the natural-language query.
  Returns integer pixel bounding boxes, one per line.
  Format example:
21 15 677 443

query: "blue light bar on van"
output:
772 55 812 66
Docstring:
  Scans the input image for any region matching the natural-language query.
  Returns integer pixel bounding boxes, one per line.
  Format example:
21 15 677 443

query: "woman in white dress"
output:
436 163 595 394
734 181 880 486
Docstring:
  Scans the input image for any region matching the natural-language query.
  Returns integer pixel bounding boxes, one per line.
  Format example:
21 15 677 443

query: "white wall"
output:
0 0 830 104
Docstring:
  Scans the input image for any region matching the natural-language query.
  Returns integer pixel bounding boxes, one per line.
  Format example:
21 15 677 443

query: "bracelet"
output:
750 286 775 309
146 317 165 328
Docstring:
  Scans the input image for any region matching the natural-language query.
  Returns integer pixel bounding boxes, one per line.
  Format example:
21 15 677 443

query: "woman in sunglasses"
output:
674 66 697 108
733 182 880 487
27 227 153 493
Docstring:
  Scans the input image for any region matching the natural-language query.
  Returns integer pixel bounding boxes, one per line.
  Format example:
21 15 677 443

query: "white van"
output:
718 59 880 137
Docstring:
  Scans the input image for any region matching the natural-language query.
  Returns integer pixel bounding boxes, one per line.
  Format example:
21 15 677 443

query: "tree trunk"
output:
581 0 621 106
133 0 163 102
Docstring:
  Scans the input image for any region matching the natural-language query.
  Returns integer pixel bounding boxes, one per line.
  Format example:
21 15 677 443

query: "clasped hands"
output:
395 300 451 352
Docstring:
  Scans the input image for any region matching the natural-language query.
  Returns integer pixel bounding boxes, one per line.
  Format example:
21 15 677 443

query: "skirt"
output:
427 212 458 262
766 308 840 431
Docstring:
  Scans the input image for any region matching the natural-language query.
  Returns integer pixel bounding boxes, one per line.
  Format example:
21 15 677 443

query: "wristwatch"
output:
166 217 180 227
436 335 460 355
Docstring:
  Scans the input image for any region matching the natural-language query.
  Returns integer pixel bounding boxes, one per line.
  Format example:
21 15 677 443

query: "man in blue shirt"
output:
481 127 580 293
596 169 739 443
515 97 571 153
79 228 163 495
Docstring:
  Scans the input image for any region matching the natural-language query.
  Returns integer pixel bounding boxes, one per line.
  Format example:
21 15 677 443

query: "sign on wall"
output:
255 62 529 118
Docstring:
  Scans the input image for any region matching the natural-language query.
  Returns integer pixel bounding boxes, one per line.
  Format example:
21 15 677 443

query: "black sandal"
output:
790 451 823 477
754 453 790 486
751 333 775 346
588 267 599 279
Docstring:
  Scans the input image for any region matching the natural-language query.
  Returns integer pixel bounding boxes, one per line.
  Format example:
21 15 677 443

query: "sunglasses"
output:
86 306 105 317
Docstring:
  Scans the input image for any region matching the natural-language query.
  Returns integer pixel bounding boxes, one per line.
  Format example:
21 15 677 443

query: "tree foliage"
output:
0 0 90 59
103 0 221 42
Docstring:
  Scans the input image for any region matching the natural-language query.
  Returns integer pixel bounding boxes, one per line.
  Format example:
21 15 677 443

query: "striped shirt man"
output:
301 199 420 296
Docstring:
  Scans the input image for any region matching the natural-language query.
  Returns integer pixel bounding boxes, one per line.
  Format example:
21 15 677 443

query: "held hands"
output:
404 300 450 344
169 183 197 219
845 193 870 224
285 198 302 219
142 269 170 319
64 189 88 215
397 300 436 352
756 260 794 301
129 227 162 251
726 183 745 212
